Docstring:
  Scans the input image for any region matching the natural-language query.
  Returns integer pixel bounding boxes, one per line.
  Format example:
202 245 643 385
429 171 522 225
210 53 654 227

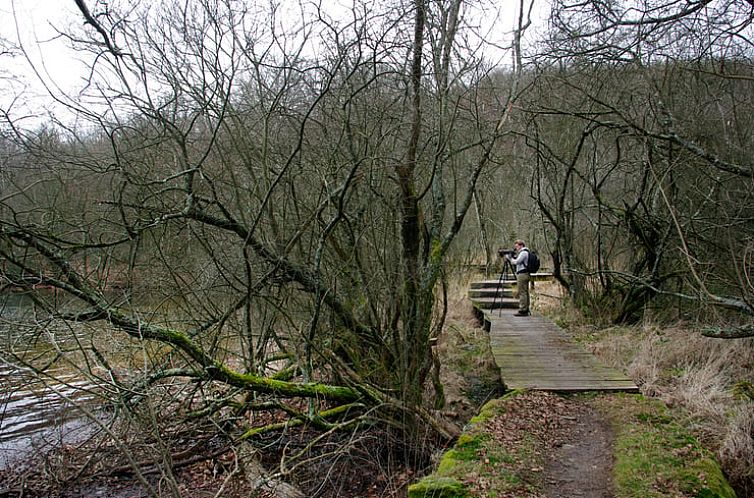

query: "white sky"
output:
0 0 548 129
1 0 88 125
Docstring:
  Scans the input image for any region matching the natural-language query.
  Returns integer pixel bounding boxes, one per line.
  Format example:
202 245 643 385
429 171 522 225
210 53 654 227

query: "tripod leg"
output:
498 262 509 317
492 266 505 313
499 261 517 316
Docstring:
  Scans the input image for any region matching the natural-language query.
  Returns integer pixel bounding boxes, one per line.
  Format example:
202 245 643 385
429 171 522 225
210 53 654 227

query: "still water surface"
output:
0 293 102 470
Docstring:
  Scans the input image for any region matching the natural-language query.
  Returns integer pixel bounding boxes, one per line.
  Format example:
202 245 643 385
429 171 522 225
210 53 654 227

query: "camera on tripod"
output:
498 248 516 257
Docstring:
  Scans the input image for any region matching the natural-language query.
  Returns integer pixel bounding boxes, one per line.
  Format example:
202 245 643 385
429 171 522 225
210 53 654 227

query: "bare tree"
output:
522 0 754 333
0 0 522 491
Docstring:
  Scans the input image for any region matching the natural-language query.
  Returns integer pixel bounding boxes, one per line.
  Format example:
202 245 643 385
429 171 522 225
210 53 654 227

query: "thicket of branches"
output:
505 0 754 333
1 0 753 494
0 0 525 492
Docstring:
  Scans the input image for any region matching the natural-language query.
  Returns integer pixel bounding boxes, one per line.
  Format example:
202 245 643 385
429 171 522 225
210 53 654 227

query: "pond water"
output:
0 364 99 469
0 292 102 470
0 288 252 472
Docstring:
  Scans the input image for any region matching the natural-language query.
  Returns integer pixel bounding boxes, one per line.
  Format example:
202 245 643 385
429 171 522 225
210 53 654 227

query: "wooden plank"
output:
468 273 554 286
474 288 639 393
503 375 636 382
504 384 638 393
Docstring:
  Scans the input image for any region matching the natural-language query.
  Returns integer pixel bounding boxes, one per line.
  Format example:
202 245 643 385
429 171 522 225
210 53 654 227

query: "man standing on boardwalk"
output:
505 239 531 316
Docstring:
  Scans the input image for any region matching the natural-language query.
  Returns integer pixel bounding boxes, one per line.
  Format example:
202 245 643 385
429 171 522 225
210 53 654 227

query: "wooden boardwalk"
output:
470 278 638 392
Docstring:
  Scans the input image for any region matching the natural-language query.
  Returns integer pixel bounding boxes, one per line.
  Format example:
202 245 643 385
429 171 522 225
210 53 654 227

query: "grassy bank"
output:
597 394 736 498
566 322 754 495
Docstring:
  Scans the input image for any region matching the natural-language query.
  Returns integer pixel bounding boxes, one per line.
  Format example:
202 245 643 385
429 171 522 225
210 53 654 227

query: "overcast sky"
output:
1 0 547 129
1 0 88 126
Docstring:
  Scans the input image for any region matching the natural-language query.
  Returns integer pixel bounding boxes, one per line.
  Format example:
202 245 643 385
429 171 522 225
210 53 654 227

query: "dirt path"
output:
455 391 617 498
543 401 615 498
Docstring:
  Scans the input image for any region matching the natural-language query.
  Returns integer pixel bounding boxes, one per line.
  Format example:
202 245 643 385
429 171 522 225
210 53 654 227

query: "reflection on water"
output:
0 292 102 470
0 363 99 470
0 365 95 440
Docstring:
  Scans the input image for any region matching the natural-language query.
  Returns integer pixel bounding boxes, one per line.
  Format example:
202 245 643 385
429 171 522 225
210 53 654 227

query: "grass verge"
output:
595 394 736 498
409 390 549 498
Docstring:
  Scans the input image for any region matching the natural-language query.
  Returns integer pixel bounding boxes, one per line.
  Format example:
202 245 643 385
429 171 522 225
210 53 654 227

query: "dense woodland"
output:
0 0 752 495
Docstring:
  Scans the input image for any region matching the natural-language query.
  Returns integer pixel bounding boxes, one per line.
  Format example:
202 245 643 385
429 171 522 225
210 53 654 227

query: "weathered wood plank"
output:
478 303 639 393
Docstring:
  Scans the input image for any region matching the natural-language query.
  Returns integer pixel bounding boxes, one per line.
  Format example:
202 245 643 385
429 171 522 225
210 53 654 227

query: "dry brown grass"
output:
530 279 568 314
571 318 754 494
720 406 754 492
443 270 479 322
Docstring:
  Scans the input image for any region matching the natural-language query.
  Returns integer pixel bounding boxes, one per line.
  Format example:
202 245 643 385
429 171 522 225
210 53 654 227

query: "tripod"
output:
492 257 516 316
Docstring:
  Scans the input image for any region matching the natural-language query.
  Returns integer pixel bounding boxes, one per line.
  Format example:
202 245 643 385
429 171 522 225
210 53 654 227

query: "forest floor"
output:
1 365 622 498
1 279 751 497
0 408 613 498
